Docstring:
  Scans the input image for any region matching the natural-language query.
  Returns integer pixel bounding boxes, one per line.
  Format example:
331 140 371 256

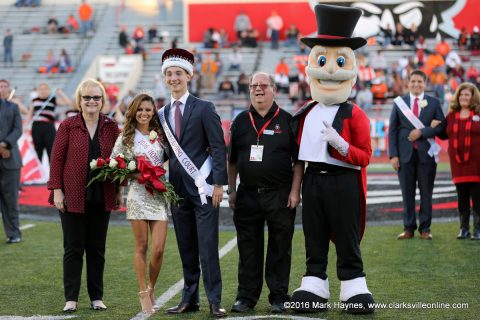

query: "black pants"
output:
60 203 110 301
455 182 480 231
398 150 437 233
233 184 295 305
302 167 364 281
32 121 56 162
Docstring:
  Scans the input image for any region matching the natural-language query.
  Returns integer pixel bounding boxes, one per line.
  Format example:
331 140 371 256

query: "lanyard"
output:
248 107 280 145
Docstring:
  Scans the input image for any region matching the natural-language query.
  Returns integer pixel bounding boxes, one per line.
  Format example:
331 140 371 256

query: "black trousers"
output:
0 167 21 238
171 190 222 305
233 184 295 305
60 203 110 301
302 167 365 281
455 182 480 231
31 121 56 162
398 150 437 233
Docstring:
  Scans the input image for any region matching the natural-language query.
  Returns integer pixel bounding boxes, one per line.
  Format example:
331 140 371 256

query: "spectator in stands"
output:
370 50 387 72
356 82 373 111
274 57 290 94
425 50 445 76
30 83 71 162
218 28 229 48
48 78 120 313
470 26 480 51
404 23 417 46
243 28 258 48
58 49 72 73
451 64 465 83
3 29 13 67
392 71 405 97
200 52 218 90
430 67 447 105
371 76 388 103
0 79 22 244
105 82 119 107
44 49 58 73
171 37 178 49
228 46 242 71
125 43 134 55
445 50 461 74
466 63 479 83
78 0 94 37
392 22 404 46
237 72 249 96
133 25 145 48
234 11 252 41
284 24 299 47
47 16 59 34
218 76 235 99
16 0 40 7
203 28 216 49
118 25 129 48
148 24 157 43
66 14 79 33
266 11 283 49
458 27 469 50
380 23 393 48
435 36 451 58
358 62 375 87
275 58 289 77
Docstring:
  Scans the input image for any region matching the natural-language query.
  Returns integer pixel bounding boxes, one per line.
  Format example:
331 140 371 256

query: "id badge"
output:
249 145 264 162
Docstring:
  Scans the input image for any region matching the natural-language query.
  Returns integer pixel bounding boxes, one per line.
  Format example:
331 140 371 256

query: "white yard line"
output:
130 236 238 320
19 224 36 230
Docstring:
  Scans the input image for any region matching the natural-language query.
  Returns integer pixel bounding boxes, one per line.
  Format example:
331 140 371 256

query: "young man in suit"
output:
0 79 23 244
158 48 228 317
388 69 446 240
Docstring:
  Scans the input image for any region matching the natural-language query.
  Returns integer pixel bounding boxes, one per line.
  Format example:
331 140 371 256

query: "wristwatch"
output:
226 187 235 195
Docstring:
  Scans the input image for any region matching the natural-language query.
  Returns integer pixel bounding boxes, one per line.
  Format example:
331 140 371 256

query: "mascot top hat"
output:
301 3 367 50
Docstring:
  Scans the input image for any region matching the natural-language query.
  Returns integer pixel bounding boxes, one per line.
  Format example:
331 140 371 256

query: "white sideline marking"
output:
224 316 324 320
130 236 238 320
19 224 35 230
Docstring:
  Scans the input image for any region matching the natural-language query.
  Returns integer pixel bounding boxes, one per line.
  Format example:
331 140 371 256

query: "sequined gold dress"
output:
111 133 168 221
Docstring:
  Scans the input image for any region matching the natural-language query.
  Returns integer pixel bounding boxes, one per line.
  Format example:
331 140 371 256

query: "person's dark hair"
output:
408 69 427 81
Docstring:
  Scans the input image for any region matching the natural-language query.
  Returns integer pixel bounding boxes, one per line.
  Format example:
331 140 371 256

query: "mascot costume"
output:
290 3 374 314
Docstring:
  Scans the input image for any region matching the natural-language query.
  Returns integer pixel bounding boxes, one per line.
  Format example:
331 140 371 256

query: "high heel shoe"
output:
139 290 155 314
147 286 160 310
63 301 77 312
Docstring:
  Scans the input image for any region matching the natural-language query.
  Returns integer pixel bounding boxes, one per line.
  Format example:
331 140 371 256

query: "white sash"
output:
134 130 163 166
394 96 441 163
159 106 213 205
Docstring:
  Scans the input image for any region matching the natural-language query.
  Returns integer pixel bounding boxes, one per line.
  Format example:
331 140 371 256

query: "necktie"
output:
174 100 182 139
412 97 419 149
413 97 419 117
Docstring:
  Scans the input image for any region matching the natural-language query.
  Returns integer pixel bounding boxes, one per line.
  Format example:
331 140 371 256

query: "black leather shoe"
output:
457 229 471 239
231 300 253 312
210 304 227 317
165 302 199 314
271 302 286 314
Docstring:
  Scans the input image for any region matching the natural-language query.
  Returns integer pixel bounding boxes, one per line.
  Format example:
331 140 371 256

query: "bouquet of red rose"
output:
87 154 181 205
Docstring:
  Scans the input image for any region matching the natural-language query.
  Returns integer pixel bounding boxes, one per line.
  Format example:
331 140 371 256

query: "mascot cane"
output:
290 3 374 314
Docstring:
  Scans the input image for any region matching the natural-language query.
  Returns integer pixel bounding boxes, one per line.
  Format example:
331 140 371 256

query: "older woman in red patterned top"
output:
48 79 120 312
434 82 480 240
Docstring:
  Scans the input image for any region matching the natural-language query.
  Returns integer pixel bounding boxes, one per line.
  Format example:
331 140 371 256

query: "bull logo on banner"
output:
309 0 464 38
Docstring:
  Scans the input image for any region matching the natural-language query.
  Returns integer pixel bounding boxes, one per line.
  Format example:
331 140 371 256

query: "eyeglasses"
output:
249 83 271 90
82 95 102 102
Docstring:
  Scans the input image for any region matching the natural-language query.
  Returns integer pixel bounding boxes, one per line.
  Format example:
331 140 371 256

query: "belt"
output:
307 162 355 175
243 185 280 194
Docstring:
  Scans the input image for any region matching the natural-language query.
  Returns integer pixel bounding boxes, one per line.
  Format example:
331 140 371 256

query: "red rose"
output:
105 157 110 164
115 156 126 169
96 158 105 168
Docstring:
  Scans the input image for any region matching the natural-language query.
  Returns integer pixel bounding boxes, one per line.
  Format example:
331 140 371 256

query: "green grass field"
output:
1 220 478 319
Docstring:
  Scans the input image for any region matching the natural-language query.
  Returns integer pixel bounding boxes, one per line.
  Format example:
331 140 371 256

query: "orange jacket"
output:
78 3 93 21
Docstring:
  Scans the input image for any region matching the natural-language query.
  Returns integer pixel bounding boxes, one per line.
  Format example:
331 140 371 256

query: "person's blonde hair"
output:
448 82 480 114
73 78 107 111
122 93 164 148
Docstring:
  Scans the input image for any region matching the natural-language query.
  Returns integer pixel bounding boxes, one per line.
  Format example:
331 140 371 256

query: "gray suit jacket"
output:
0 99 22 170
161 95 227 197
388 94 445 164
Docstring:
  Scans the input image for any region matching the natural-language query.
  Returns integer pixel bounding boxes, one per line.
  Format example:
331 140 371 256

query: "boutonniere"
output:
473 115 480 122
149 130 158 144
420 99 428 108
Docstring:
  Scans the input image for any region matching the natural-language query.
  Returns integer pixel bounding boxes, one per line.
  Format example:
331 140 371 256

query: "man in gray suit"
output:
0 79 23 243
388 70 445 240
158 48 228 318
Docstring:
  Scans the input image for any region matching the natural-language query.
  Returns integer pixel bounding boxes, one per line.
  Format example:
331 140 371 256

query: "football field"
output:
1 218 479 320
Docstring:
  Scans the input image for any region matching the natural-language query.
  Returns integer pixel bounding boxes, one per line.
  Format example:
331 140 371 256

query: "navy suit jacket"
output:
0 99 22 170
388 94 445 164
161 94 227 197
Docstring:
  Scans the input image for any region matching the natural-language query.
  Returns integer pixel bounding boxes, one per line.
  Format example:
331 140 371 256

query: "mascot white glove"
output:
321 121 349 156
